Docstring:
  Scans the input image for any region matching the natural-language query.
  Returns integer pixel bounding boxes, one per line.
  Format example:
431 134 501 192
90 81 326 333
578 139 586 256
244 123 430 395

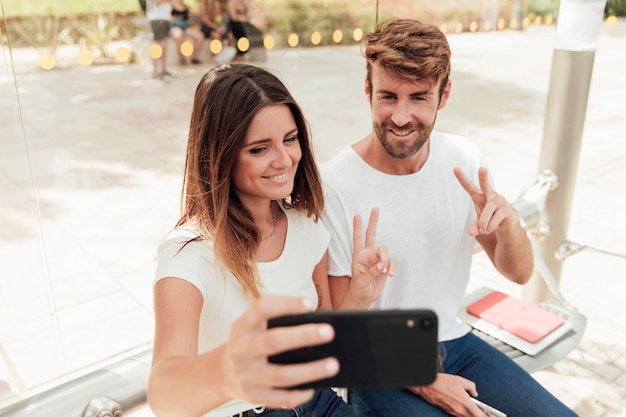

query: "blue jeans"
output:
348 332 578 417
254 389 357 417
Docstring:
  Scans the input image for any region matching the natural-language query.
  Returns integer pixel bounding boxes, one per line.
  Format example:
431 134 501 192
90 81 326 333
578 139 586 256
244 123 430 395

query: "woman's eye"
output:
249 146 267 155
284 136 298 143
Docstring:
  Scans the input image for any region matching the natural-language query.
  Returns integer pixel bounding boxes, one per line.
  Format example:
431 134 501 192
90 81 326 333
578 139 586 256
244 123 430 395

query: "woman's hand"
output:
219 296 340 409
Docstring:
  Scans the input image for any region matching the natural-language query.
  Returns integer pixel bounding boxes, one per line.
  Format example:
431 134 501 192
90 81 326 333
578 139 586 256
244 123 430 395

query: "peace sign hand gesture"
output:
454 167 520 237
345 207 395 308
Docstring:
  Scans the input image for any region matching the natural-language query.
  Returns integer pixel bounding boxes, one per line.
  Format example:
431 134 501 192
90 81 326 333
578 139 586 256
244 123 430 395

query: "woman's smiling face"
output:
231 104 302 207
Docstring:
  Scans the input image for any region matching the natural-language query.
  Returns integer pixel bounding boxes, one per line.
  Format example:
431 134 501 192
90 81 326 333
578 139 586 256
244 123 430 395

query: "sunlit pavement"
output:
2 20 626 416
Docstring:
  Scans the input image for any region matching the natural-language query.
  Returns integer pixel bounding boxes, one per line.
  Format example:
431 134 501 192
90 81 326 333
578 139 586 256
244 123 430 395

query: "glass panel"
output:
0 0 65 401
0 2 157 407
0 0 375 409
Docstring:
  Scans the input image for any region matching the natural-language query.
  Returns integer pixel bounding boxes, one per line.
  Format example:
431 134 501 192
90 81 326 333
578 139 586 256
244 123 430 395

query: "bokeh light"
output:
469 21 478 32
180 41 193 57
263 35 275 49
287 33 299 47
352 27 363 42
310 31 322 46
497 18 506 30
39 53 56 70
114 47 130 63
534 15 542 25
607 15 617 25
149 44 163 59
332 29 343 44
455 22 463 33
78 50 94 66
545 15 554 25
440 24 448 34
209 39 223 54
483 20 492 31
237 37 250 52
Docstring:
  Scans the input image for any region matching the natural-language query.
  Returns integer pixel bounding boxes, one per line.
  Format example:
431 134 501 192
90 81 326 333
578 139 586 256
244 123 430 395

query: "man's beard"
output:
374 119 435 160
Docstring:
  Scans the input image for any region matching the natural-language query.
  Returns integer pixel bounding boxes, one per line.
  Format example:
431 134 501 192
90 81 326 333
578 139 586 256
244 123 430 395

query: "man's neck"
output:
352 133 430 175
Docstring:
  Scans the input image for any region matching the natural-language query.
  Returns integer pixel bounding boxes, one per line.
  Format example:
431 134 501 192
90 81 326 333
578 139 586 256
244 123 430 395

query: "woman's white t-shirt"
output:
155 204 330 417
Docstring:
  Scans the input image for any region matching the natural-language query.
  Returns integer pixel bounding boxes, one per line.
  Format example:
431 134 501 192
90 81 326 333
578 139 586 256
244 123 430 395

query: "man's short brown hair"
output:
363 18 451 99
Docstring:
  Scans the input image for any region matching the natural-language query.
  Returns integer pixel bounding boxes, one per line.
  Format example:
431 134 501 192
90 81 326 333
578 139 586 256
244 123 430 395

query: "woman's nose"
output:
273 144 292 167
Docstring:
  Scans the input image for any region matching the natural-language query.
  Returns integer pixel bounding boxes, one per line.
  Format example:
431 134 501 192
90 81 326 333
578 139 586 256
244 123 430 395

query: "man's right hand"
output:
408 373 490 417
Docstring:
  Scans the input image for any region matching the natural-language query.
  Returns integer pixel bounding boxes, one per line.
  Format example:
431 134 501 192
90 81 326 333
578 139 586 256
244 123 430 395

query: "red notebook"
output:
466 291 565 344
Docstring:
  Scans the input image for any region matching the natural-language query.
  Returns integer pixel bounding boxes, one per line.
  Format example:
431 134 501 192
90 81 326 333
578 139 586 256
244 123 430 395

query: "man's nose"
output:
391 100 412 127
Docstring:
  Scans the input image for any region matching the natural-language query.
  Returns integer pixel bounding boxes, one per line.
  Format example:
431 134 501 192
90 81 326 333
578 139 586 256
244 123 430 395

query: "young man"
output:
322 18 578 417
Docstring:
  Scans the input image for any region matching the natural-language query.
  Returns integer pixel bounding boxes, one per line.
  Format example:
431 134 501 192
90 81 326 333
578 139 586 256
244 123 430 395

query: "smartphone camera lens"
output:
419 318 433 330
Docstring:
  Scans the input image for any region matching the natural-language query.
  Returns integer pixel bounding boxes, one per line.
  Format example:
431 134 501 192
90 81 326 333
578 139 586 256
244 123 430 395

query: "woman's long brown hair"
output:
177 64 324 298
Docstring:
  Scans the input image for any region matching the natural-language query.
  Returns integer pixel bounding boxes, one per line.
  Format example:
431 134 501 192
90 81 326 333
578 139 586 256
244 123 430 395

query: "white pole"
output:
524 0 607 302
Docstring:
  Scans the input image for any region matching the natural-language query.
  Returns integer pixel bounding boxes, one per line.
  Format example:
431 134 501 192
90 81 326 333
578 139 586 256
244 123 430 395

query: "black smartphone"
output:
268 309 438 389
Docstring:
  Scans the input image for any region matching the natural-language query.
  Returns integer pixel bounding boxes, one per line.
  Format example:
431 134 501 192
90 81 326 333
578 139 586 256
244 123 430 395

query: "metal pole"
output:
524 0 607 302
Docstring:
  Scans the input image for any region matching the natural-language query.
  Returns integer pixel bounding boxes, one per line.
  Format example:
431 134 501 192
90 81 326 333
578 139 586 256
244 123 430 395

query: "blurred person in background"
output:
170 0 205 65
146 0 172 79
226 0 265 61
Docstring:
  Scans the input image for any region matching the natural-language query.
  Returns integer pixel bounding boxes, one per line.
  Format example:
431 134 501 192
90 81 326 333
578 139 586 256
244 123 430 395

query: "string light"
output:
31 13 584 68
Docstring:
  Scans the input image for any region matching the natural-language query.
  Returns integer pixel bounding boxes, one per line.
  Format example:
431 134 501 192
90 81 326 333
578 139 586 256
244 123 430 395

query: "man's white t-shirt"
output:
322 131 487 342
155 204 330 417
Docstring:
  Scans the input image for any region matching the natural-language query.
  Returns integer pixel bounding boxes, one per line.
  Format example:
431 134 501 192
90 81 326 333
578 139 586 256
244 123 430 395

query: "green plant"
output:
72 13 121 58
258 0 374 47
525 0 559 16
2 0 140 16
6 15 73 53
606 0 626 16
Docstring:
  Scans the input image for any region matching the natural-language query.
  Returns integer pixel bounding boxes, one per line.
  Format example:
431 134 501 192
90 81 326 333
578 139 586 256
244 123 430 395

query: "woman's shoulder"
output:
165 226 200 241
158 227 211 255
281 204 328 242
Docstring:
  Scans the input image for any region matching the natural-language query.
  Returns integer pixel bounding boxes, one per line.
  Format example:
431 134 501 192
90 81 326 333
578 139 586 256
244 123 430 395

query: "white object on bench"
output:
460 287 574 356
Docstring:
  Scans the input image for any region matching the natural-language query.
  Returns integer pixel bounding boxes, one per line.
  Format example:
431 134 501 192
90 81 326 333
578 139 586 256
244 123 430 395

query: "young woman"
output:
170 0 205 64
146 0 172 79
199 1 230 40
225 0 264 61
148 64 394 417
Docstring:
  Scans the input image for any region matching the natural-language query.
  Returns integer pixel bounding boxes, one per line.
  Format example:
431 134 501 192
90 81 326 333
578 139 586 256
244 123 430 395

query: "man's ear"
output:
438 79 452 110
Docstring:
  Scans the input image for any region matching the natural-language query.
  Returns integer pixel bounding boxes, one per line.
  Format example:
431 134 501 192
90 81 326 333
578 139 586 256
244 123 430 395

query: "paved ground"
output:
1 20 625 416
